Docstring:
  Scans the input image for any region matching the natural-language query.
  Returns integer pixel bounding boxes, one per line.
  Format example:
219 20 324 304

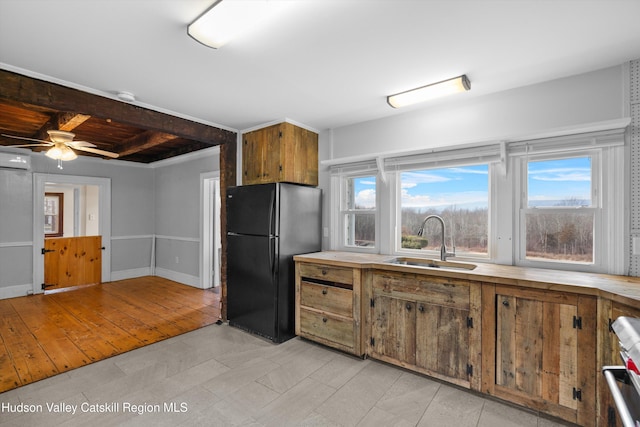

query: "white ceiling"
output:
2 0 640 133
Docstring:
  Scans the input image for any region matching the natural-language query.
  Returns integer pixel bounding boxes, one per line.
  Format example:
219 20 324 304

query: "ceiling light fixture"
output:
45 143 77 161
45 143 77 169
187 0 272 49
117 91 136 103
387 75 471 109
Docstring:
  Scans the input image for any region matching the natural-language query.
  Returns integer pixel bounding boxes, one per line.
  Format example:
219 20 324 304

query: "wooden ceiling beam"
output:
57 112 91 131
0 69 236 145
116 130 179 157
33 112 92 141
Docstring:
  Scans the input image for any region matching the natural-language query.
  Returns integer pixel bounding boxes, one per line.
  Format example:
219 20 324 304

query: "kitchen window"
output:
335 173 377 250
342 175 377 248
521 155 595 264
398 165 489 258
329 127 625 274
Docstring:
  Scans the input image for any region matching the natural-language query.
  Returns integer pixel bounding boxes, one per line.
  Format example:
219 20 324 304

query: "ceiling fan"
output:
1 130 120 161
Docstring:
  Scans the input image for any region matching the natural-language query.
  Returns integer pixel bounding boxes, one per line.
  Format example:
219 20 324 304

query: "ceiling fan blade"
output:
1 133 50 144
68 140 97 148
4 143 53 148
75 146 119 158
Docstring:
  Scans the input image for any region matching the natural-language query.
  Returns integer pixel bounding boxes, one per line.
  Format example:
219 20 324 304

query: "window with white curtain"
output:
330 126 626 274
520 154 596 265
398 165 489 258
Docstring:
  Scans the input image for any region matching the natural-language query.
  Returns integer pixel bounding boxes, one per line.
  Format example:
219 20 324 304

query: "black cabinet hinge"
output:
573 387 582 401
279 165 282 172
41 283 55 290
41 248 55 255
607 405 617 426
467 317 474 328
467 364 473 376
370 298 375 308
608 318 614 333
573 316 582 329
370 337 375 346
278 131 283 138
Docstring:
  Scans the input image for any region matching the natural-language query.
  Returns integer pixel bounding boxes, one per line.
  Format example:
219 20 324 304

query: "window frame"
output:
393 163 491 261
332 170 380 253
515 150 601 270
328 128 626 275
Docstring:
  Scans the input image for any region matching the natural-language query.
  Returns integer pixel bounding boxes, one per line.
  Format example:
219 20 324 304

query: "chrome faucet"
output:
417 214 455 261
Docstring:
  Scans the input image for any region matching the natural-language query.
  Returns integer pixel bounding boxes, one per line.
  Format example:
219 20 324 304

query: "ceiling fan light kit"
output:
45 144 77 161
387 74 471 108
1 129 119 166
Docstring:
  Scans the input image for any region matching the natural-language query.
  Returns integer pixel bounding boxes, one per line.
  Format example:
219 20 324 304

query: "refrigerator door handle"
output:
268 189 276 236
269 237 276 276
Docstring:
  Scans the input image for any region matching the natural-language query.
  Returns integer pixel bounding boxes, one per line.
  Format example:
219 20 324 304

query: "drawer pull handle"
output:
418 304 425 312
322 317 327 323
321 269 328 275
406 303 412 311
502 300 510 307
322 289 328 295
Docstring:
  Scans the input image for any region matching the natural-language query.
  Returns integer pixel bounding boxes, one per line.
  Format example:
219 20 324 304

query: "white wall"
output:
327 65 625 161
318 63 631 266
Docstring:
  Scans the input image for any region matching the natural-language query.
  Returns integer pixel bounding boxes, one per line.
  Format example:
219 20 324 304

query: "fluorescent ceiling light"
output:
387 75 471 108
188 0 272 49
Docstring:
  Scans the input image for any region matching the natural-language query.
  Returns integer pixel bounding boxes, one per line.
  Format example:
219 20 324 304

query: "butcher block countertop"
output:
294 251 640 306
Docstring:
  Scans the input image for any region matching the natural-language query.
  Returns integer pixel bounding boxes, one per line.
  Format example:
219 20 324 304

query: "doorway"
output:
33 174 111 295
200 172 221 289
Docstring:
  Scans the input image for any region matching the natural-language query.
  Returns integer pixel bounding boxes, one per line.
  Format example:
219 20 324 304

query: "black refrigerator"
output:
226 183 322 343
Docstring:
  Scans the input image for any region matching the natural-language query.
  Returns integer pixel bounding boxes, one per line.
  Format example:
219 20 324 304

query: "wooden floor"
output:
0 276 221 394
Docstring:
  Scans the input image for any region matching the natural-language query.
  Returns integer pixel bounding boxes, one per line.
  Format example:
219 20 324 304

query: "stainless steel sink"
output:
384 257 476 271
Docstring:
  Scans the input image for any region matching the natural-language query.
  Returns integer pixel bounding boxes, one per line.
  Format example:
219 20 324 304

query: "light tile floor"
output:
0 324 573 426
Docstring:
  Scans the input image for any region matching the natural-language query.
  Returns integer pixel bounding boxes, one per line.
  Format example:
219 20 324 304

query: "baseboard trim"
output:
110 267 153 282
0 283 33 299
154 268 201 289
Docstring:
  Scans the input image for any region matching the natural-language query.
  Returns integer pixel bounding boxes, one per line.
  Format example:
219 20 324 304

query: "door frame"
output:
33 173 111 294
200 171 221 289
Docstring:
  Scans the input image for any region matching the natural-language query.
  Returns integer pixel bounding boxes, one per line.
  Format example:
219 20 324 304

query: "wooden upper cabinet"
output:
242 122 318 186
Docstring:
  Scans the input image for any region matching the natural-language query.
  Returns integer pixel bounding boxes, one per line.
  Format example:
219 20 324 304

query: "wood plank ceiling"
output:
0 70 236 163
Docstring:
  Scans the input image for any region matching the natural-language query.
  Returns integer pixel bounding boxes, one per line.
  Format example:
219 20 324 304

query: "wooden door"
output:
44 236 102 290
242 124 281 185
371 295 416 365
491 285 596 426
416 302 470 382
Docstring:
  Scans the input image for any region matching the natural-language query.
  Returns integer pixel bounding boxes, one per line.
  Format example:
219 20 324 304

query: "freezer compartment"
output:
227 184 277 236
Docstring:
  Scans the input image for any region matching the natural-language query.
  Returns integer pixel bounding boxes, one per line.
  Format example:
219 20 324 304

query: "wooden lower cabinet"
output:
597 300 640 427
368 270 482 389
482 284 597 426
295 262 363 356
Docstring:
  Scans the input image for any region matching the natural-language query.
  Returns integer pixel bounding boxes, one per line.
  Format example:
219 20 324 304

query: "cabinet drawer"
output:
373 271 470 310
299 309 354 349
300 281 352 317
299 263 353 286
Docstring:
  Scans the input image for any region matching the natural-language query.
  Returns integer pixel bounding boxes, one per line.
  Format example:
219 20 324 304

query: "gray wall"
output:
0 169 33 295
154 151 220 284
0 147 220 298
